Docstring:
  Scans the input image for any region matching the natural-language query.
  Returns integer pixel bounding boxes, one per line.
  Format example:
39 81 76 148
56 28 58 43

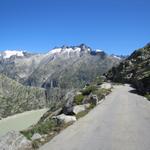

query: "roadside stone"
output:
31 133 42 141
0 131 32 150
89 94 98 105
84 103 91 109
49 132 54 136
100 83 112 89
40 138 45 142
53 114 76 124
73 105 86 115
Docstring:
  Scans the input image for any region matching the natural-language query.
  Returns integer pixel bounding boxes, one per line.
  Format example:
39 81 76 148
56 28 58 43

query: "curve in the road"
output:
40 85 150 150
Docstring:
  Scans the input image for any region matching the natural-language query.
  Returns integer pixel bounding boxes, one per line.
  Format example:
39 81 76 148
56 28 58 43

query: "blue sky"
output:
0 0 150 55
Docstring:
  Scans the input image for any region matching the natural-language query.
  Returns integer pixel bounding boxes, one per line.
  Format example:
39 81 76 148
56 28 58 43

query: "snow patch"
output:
96 49 103 52
47 47 82 55
2 50 24 58
113 55 121 60
47 48 62 55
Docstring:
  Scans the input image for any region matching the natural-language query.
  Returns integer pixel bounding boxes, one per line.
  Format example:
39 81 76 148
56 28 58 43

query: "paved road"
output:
40 85 150 150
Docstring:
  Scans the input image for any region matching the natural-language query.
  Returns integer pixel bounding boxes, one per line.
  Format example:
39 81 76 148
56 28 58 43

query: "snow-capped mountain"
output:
0 50 25 59
0 44 121 85
0 44 122 116
47 44 91 56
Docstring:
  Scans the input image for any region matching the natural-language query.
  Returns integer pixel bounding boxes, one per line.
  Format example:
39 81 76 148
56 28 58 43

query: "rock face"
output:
106 43 150 93
0 131 32 150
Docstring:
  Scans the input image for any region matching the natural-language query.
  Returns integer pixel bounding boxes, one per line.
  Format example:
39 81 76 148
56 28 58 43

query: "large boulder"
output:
31 133 42 141
38 108 62 123
73 105 86 115
89 94 99 105
82 94 99 105
0 131 32 150
62 90 76 115
53 114 76 124
100 83 112 89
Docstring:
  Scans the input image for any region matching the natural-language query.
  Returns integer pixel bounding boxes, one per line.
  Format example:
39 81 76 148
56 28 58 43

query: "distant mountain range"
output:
0 44 121 118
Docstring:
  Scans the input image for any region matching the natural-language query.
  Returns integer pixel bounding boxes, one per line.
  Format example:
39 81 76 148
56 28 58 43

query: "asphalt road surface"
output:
40 85 150 150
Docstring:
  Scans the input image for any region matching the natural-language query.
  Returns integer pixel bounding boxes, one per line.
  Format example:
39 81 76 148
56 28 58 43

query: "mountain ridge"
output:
0 44 121 117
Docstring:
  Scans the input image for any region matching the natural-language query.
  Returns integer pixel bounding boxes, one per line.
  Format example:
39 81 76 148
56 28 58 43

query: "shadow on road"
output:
129 89 139 94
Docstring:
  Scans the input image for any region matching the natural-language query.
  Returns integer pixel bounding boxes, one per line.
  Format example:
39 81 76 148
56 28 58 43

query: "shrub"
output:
21 119 59 140
94 88 111 100
95 77 104 85
81 85 97 95
76 110 88 119
76 104 96 119
145 94 150 101
74 94 84 105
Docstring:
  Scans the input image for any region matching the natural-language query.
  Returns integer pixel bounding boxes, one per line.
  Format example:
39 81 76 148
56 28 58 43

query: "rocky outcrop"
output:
0 131 32 150
82 94 99 105
88 94 99 105
106 43 150 94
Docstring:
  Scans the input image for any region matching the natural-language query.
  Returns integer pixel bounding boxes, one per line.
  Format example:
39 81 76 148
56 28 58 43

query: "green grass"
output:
145 94 150 101
20 83 113 149
81 85 97 96
93 88 111 100
94 76 104 85
76 110 89 119
74 94 84 105
76 103 96 119
21 119 61 140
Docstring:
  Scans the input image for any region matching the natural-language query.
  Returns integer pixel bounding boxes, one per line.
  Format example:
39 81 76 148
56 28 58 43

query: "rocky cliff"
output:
106 43 150 94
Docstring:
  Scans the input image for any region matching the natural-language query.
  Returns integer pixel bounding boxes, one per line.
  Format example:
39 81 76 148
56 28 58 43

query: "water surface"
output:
0 108 48 137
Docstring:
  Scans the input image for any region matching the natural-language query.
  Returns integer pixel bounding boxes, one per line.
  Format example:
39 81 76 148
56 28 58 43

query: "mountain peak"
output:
48 44 91 55
79 43 90 50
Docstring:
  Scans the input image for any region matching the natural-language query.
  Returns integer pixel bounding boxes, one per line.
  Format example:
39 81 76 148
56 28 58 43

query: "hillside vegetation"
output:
0 74 46 118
